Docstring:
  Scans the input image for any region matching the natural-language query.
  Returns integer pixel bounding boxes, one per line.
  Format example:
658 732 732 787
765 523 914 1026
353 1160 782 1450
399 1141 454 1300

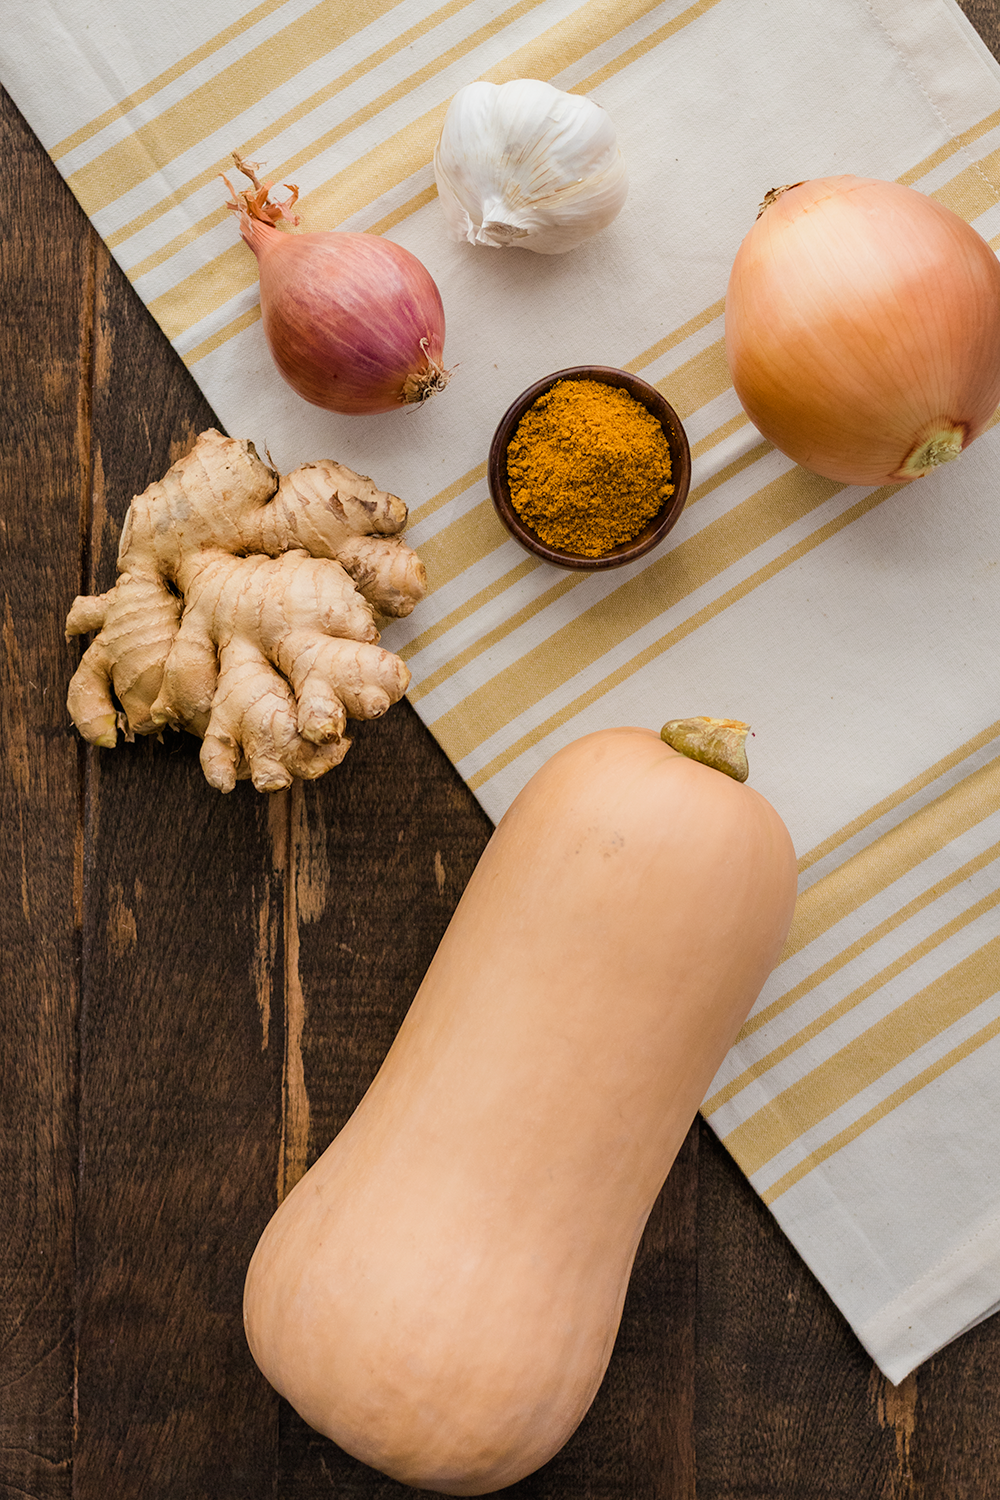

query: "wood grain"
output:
2 3 1000 1490
0 84 85 1500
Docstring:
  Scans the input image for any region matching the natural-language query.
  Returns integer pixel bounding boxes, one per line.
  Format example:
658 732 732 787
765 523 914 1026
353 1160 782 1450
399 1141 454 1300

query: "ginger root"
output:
66 429 427 792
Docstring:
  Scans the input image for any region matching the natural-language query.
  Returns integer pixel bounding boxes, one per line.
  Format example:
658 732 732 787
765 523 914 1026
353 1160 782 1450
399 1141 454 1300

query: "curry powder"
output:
505 379 674 557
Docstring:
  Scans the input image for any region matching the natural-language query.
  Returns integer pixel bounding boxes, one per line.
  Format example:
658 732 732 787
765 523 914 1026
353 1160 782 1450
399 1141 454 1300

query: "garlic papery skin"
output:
433 79 628 255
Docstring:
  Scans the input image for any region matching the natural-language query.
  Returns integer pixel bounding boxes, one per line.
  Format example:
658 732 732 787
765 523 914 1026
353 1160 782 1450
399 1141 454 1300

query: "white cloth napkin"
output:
5 0 1000 1383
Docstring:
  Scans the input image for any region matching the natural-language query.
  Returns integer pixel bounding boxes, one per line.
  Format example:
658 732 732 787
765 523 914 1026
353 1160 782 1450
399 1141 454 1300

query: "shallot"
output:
224 156 450 415
724 176 1000 485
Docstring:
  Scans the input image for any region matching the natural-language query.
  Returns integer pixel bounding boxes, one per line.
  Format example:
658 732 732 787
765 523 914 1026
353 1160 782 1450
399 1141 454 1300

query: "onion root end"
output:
895 422 967 480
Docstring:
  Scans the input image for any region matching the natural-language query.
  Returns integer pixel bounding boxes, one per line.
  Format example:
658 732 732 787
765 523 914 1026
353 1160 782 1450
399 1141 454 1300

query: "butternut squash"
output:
243 726 798 1493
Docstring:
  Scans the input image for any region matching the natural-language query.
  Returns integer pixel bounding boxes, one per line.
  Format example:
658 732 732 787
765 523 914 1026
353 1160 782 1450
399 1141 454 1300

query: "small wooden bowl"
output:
487 366 691 570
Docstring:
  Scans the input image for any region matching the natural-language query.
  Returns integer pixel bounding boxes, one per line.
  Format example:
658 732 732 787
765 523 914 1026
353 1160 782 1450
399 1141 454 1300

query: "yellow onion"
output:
224 156 450 415
724 176 1000 484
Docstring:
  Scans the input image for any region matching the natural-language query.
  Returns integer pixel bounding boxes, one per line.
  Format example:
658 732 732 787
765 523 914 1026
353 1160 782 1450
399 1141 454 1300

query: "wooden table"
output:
3 6 1000 1491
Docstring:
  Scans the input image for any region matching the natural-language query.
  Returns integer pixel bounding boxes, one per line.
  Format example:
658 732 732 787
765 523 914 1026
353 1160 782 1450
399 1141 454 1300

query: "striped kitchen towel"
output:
4 0 1000 1382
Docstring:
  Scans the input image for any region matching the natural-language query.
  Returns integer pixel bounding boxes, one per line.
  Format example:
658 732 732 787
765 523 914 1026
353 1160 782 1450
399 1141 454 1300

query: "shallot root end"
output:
401 339 454 404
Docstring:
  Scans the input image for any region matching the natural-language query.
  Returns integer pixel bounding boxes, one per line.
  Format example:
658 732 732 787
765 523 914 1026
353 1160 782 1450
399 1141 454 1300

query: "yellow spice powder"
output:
505 379 674 557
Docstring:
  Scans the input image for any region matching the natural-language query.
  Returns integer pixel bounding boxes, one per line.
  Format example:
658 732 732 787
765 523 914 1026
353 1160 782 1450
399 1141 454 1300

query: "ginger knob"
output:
66 429 426 792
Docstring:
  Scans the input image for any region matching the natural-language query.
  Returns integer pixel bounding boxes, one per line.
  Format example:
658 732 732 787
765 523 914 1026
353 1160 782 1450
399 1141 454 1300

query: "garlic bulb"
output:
433 79 628 255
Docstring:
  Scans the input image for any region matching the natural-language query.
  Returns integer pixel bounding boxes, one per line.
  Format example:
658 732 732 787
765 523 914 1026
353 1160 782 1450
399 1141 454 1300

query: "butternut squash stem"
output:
660 716 750 782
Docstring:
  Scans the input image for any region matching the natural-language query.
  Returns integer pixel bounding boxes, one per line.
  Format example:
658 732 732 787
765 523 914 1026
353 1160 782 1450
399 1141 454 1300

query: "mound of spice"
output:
505 379 675 556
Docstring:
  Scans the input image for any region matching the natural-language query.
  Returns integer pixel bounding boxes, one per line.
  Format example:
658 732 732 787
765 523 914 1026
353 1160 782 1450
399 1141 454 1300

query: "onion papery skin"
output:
246 220 449 415
724 176 1000 485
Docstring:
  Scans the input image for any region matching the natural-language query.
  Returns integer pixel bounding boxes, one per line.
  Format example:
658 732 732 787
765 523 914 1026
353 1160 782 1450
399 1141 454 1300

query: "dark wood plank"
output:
695 1125 901 1500
69 241 286 1494
74 753 285 1499
0 86 88 1500
910 1326 1000 1498
958 0 1000 51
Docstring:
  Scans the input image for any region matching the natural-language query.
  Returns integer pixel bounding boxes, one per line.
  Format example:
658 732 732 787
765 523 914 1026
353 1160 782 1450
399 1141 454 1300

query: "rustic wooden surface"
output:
3 4 1000 1490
